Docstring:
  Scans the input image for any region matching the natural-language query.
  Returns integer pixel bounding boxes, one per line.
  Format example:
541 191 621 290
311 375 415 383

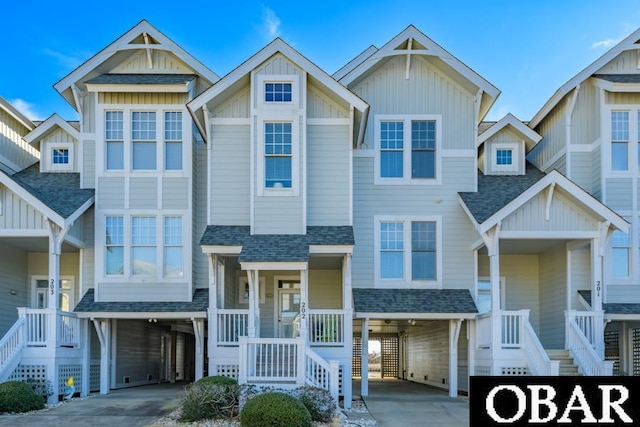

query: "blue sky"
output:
2 1 640 123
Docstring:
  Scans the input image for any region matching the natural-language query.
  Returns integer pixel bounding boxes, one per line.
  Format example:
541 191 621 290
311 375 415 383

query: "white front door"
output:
32 277 74 311
277 279 301 338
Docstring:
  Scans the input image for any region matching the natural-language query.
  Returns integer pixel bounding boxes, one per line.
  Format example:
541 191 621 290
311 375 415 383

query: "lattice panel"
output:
381 337 399 378
633 328 640 376
605 330 621 374
58 364 82 396
352 337 361 377
216 365 239 380
90 363 100 392
9 365 47 381
501 367 529 376
338 365 343 395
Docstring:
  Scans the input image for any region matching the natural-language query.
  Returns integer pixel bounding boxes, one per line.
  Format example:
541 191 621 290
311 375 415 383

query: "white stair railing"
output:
565 311 612 376
523 319 559 376
239 337 303 383
0 316 26 381
305 346 339 403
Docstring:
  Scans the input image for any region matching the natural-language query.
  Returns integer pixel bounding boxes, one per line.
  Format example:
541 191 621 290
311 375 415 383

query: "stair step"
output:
546 349 570 357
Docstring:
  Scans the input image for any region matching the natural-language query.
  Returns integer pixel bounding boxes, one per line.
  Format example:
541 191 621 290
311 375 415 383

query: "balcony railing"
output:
308 310 344 346
217 310 249 346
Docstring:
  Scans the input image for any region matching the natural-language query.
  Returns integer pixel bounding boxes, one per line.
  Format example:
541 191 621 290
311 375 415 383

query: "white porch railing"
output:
239 337 303 383
217 309 249 346
565 311 612 376
58 311 81 347
305 346 339 403
476 313 492 349
23 309 48 345
0 317 26 381
308 310 344 346
20 308 81 348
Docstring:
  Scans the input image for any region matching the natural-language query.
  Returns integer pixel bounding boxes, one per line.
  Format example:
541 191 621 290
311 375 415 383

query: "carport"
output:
352 289 477 398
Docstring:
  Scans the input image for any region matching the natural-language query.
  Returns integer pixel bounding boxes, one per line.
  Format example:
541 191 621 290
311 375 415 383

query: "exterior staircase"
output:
546 349 582 376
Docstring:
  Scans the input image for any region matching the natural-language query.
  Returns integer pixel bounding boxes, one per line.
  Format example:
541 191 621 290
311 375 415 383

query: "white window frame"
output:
605 108 639 175
607 214 636 285
46 142 74 172
491 142 520 173
476 276 506 314
238 277 266 304
374 115 442 185
374 215 442 288
31 276 75 311
257 75 300 109
257 118 300 196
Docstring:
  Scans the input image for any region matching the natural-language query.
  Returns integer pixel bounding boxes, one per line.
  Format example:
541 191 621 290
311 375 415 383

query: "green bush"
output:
292 386 336 422
24 378 54 401
180 380 239 422
0 381 44 413
195 375 238 386
240 392 311 427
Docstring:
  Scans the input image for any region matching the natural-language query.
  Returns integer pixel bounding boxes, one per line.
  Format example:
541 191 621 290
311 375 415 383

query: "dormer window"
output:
496 149 513 165
492 143 519 173
265 83 292 102
47 142 74 171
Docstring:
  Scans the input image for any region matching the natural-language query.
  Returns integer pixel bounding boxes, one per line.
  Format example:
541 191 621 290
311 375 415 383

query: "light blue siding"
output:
82 140 95 189
129 177 157 209
605 178 633 210
97 177 125 209
0 243 27 336
307 84 349 119
162 177 189 210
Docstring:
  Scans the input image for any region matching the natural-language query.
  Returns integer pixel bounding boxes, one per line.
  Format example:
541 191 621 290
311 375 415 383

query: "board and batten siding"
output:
96 177 125 209
570 152 594 194
111 49 194 75
0 186 47 230
0 107 38 172
597 50 640 74
307 124 350 226
212 86 250 119
81 207 95 295
210 124 250 225
0 243 28 337
606 92 640 104
501 191 598 233
351 55 475 151
591 145 602 200
40 129 79 172
605 178 633 211
571 81 600 146
538 245 567 349
98 92 186 105
351 155 477 289
307 84 349 119
530 97 567 171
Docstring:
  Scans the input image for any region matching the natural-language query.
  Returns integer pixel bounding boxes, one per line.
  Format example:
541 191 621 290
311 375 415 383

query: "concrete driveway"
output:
355 378 469 427
0 383 184 427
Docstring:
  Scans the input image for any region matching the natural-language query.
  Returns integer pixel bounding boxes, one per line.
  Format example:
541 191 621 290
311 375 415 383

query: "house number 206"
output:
50 279 55 296
300 302 306 319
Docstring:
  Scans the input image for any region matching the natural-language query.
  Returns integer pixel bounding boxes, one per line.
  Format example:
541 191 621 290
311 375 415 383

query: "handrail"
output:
0 316 26 381
523 320 558 375
305 346 339 404
567 319 612 376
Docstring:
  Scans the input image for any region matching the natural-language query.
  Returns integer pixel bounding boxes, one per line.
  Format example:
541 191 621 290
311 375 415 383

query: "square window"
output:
52 148 69 164
265 82 292 102
496 149 512 165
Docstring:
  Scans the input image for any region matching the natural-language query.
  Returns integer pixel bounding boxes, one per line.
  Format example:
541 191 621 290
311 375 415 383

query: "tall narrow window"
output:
612 222 630 278
164 216 183 277
380 222 404 279
411 221 436 280
380 121 404 178
611 111 629 171
164 112 182 170
131 216 156 275
105 111 124 170
411 121 436 178
264 122 292 188
132 111 156 170
105 216 124 275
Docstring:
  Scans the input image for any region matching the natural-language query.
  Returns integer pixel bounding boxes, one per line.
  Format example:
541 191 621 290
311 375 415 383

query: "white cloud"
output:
43 48 85 69
591 39 618 49
262 7 281 40
10 99 45 121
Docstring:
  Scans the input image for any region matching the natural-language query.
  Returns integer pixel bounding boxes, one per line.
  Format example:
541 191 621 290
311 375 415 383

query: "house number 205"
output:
300 302 306 319
50 279 55 296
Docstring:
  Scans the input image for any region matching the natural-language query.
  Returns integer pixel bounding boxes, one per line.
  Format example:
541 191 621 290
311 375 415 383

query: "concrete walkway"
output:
0 383 184 427
355 379 469 427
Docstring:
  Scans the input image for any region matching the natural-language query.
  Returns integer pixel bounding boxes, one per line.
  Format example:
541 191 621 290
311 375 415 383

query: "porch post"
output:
170 330 177 383
192 318 205 380
300 268 308 339
46 219 65 310
591 236 605 358
81 319 90 397
361 317 369 397
343 254 354 409
208 254 219 376
247 270 259 338
92 319 111 395
449 319 462 397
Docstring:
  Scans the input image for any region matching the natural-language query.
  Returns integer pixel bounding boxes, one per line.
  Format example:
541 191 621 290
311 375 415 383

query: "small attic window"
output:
491 143 519 173
265 82 292 102
47 142 74 172
52 148 69 165
496 149 512 165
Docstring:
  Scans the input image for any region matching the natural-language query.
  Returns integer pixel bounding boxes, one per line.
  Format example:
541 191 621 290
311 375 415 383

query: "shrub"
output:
240 392 311 427
292 386 336 422
180 380 239 422
0 381 44 413
195 375 238 386
24 378 54 401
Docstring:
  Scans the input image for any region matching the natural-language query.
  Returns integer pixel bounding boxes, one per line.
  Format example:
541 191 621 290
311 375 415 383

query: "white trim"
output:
238 276 266 304
256 75 300 110
499 231 599 239
273 274 303 338
31 275 75 311
354 312 476 320
0 229 48 237
476 275 506 314
309 245 353 254
373 114 442 186
77 311 207 319
256 115 301 197
352 149 375 158
85 83 190 93
44 141 75 172
477 113 541 150
593 78 640 93
24 113 80 144
240 261 308 271
373 215 442 288
201 245 242 255
491 142 520 173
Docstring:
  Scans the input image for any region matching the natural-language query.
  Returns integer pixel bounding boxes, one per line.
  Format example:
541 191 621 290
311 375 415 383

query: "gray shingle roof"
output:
85 74 197 85
478 121 496 135
578 290 640 314
200 225 354 262
458 163 546 224
8 164 94 218
74 288 208 313
353 288 478 314
593 74 640 83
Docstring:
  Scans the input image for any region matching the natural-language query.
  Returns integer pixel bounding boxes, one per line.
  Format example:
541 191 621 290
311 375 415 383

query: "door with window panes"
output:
33 278 73 311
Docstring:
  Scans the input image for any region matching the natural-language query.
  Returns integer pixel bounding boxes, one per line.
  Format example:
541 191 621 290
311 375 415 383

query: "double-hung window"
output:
611 111 629 171
132 112 157 170
105 216 124 275
164 112 182 170
376 116 439 184
612 218 631 278
131 216 156 276
377 217 439 285
264 122 292 188
105 111 124 170
163 216 183 277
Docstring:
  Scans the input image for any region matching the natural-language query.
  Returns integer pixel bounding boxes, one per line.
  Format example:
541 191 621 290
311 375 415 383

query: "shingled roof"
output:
85 74 197 85
75 288 208 313
200 225 354 262
593 74 640 84
458 163 546 224
353 288 477 315
578 290 640 315
8 163 94 219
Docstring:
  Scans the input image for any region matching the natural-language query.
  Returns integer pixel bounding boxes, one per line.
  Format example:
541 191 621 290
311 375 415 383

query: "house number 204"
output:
50 279 55 296
300 302 306 319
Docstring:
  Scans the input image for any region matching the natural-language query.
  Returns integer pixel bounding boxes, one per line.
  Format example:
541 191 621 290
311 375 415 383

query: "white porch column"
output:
81 319 90 397
247 270 259 338
467 319 476 386
449 319 462 397
360 318 369 397
342 254 354 408
192 318 205 380
483 224 501 366
591 236 605 358
92 319 111 395
46 219 66 310
207 254 219 375
300 268 309 339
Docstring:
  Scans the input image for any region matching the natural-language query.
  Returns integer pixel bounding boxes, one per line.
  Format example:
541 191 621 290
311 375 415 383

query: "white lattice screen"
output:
216 365 239 380
9 365 47 381
501 367 529 376
58 364 83 395
90 363 100 392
